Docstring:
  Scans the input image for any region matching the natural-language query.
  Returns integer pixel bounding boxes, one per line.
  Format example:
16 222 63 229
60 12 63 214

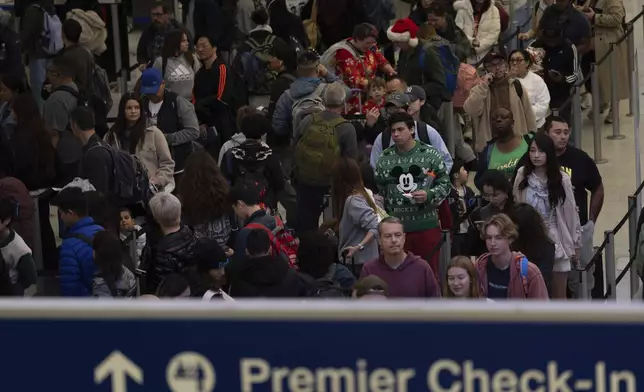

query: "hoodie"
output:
228 254 308 298
220 139 286 210
218 132 247 165
475 252 549 299
271 73 342 137
359 252 441 298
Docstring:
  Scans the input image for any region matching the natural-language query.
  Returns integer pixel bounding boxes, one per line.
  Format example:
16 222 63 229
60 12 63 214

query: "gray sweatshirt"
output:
153 54 201 100
338 194 380 265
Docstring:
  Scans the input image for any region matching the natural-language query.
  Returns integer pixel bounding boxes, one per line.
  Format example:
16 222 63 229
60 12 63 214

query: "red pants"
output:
404 227 443 277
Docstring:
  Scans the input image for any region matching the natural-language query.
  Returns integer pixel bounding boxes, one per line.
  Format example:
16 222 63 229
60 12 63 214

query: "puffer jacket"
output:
454 0 501 64
220 139 286 210
66 9 107 55
271 74 341 137
59 216 104 296
93 266 137 297
145 225 198 293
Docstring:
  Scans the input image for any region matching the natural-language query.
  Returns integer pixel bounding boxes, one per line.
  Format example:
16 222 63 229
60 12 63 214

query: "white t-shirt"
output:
147 100 163 126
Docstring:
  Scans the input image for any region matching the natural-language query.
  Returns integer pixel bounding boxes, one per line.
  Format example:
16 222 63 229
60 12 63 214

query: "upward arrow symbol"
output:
94 350 144 392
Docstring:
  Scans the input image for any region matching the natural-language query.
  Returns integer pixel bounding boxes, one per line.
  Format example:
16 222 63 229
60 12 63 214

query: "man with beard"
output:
136 2 191 69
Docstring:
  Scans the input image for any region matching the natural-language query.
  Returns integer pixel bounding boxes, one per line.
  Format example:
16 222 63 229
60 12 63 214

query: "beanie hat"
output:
387 18 420 48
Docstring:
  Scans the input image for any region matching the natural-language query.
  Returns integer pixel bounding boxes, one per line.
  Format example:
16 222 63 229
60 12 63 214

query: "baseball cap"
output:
483 50 506 64
385 92 410 108
405 85 427 102
140 68 163 95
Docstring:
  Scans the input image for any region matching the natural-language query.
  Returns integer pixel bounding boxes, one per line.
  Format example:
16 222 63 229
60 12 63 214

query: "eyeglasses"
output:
151 12 166 17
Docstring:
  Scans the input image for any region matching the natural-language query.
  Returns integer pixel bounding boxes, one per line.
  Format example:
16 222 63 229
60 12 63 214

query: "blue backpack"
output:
518 256 529 297
419 43 459 95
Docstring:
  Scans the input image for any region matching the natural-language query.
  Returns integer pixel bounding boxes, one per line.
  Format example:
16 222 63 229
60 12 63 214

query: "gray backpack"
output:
290 82 326 133
33 5 63 55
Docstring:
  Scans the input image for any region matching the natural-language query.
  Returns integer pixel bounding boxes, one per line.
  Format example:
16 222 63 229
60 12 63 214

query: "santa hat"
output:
387 18 419 48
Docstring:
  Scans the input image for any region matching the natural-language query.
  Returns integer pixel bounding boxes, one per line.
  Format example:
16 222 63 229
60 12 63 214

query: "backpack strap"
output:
416 120 430 144
518 256 529 297
382 128 392 149
53 85 81 99
512 79 523 100
69 233 94 246
161 56 168 80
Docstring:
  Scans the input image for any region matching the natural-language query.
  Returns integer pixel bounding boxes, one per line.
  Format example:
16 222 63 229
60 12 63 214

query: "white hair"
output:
149 192 182 227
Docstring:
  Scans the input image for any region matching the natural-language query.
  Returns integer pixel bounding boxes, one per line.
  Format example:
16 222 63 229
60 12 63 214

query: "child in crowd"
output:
358 77 387 114
0 197 37 295
447 160 475 256
443 256 482 298
119 207 146 267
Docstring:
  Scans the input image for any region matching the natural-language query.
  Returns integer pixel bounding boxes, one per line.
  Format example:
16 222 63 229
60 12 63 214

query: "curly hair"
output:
178 151 230 225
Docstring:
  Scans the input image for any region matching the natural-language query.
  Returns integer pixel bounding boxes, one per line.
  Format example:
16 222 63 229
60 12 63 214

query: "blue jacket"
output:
59 217 104 296
271 73 341 137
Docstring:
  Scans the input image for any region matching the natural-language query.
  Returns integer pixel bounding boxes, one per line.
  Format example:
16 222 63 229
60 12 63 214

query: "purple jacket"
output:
360 252 441 298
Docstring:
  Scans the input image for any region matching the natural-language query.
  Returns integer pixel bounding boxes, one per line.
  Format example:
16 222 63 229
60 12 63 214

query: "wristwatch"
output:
358 244 365 252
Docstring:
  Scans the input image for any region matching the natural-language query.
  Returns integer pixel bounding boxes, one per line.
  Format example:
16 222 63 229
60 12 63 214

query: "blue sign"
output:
0 301 642 392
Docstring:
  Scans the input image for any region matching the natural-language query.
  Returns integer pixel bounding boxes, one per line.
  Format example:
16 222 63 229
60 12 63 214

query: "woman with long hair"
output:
4 93 58 271
443 256 482 298
178 151 235 256
153 29 200 100
513 132 581 299
511 203 555 296
92 231 137 297
331 157 383 272
104 93 175 190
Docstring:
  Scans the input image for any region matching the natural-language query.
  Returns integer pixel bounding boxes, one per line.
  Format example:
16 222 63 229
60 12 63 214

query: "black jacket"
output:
79 134 113 196
136 19 188 66
180 0 235 51
221 140 286 210
396 44 447 111
194 57 239 141
144 225 198 294
228 254 308 298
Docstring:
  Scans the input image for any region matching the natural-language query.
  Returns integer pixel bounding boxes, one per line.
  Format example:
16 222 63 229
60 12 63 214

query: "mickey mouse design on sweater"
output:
374 141 451 233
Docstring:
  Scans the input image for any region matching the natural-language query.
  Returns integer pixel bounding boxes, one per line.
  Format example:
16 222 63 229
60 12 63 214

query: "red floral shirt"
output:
335 39 389 113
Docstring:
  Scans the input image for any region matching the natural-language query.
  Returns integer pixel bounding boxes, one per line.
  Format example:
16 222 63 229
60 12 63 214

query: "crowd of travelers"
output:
2 0 634 301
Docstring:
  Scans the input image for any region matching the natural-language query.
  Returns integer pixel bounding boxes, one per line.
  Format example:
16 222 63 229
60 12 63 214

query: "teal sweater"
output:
375 141 451 232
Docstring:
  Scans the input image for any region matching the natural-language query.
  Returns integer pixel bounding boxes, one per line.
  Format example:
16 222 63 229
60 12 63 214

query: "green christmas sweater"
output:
374 141 451 233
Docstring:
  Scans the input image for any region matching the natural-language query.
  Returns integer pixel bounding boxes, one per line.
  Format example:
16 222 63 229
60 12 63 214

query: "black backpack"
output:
225 148 271 210
233 35 277 95
53 85 108 137
309 265 347 298
382 119 431 149
86 142 152 207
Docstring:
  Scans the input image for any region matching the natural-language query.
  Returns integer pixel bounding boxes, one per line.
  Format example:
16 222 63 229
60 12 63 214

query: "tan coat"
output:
591 0 630 105
463 78 537 152
104 126 175 189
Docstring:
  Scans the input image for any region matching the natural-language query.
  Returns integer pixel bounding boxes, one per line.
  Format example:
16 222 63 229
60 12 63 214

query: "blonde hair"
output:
443 256 481 298
480 213 518 242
